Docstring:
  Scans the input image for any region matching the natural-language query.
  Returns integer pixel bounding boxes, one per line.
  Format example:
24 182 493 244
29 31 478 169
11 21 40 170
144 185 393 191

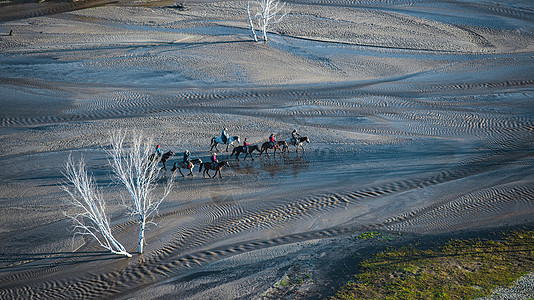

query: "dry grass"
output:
333 230 534 300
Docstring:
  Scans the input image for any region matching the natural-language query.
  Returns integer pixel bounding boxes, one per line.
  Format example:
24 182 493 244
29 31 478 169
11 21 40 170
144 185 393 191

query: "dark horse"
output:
199 161 230 178
148 150 174 170
259 141 286 157
210 135 240 152
171 158 202 177
231 144 261 160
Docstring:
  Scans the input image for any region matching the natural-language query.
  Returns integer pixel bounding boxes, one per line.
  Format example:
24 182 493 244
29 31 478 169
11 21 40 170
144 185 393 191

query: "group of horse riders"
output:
153 128 304 176
220 127 302 158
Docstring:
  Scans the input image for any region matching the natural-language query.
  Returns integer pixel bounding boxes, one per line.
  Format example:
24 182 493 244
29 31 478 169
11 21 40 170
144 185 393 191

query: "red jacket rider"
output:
269 134 275 147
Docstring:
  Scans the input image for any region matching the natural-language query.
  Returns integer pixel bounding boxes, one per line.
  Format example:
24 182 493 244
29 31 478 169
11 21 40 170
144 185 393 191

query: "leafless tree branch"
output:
247 0 289 42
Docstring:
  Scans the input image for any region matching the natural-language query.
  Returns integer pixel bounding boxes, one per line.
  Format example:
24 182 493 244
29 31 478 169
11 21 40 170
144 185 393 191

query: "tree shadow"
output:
0 251 126 273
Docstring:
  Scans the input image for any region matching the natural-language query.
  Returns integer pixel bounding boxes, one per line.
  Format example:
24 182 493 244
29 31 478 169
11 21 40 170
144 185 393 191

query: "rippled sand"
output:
0 0 533 298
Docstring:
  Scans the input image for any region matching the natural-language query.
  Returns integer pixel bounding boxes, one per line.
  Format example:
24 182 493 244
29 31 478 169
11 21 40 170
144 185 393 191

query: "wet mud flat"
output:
0 0 533 298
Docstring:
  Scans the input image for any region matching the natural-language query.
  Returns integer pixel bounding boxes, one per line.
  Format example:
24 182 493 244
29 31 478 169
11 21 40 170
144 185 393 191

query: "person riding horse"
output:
221 128 229 144
243 138 250 153
155 144 162 156
269 134 276 148
183 150 191 168
291 129 301 145
211 152 218 169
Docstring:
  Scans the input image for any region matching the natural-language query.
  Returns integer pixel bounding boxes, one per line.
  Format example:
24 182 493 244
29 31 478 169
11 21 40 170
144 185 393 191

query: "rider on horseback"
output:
155 145 162 156
291 129 301 145
269 134 276 148
211 152 218 169
243 138 249 152
221 128 229 144
183 150 191 168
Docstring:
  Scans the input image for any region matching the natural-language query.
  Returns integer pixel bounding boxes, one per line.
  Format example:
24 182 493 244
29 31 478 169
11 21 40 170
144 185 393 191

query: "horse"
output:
171 158 202 177
259 141 284 157
231 144 261 160
286 136 310 153
210 135 240 152
148 150 174 170
276 140 288 153
198 161 230 178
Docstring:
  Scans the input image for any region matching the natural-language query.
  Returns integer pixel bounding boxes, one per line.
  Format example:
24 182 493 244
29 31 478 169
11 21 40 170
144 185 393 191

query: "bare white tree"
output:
247 0 288 43
63 155 132 257
106 131 174 254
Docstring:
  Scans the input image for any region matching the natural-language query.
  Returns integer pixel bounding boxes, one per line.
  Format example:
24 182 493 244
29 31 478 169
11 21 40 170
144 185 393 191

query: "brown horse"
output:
231 144 261 160
171 158 202 177
259 141 285 157
148 150 174 170
199 160 230 178
276 140 288 153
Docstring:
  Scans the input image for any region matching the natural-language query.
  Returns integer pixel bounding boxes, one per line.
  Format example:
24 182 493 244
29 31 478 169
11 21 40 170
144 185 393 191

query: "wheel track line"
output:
0 0 117 23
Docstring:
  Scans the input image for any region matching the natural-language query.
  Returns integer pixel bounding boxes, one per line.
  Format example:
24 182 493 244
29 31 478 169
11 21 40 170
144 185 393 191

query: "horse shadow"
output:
256 152 310 177
259 159 282 177
282 153 310 177
229 159 260 176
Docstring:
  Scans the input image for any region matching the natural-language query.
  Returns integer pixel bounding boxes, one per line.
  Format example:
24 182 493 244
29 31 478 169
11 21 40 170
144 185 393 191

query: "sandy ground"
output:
0 0 533 298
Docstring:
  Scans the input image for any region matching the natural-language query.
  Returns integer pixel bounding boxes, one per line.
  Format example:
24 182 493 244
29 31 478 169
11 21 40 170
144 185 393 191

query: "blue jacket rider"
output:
183 150 191 167
221 128 229 143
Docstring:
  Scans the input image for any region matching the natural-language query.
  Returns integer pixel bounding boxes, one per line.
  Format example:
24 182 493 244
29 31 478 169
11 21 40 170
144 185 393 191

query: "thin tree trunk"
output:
138 218 145 254
247 2 258 42
262 0 269 41
262 23 268 42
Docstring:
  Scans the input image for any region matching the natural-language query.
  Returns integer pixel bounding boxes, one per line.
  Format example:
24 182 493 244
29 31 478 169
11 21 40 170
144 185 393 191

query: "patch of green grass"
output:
358 231 382 240
356 231 402 241
275 272 313 288
333 230 534 300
